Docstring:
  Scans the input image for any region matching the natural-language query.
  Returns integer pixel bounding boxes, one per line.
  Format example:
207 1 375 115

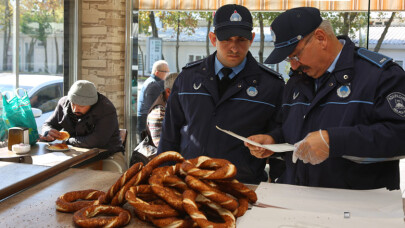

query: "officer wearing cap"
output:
158 4 285 184
245 7 405 190
41 80 124 163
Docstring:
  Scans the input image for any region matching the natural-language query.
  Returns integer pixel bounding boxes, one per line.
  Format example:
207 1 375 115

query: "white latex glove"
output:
292 130 330 165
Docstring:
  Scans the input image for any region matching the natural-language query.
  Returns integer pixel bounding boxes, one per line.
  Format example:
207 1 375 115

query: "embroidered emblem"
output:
230 10 242 22
387 92 405 117
293 92 299 100
337 85 351 98
246 86 258 97
193 83 201 90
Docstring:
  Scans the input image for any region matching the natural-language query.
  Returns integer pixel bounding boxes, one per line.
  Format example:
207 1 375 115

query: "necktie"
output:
219 67 233 97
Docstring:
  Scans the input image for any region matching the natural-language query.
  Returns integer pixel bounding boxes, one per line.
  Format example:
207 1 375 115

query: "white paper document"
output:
216 126 294 153
32 152 70 166
237 182 405 227
254 182 404 218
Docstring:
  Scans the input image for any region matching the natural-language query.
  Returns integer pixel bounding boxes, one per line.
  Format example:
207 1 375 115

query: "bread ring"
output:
98 162 143 204
180 156 237 179
55 189 105 213
57 131 70 141
233 197 249 217
149 173 185 212
125 185 180 218
150 216 196 228
110 165 153 206
185 175 238 212
151 163 182 176
215 179 257 203
183 190 236 228
73 205 131 228
203 180 250 217
146 151 185 170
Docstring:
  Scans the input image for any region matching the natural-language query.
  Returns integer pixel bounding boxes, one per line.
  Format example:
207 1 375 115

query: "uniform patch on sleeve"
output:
387 92 405 117
357 48 392 68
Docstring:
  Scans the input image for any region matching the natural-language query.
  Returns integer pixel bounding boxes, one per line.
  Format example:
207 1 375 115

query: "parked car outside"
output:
0 74 63 134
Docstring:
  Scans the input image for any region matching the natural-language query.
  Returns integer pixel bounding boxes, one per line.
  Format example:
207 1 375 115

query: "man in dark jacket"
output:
40 80 123 161
246 7 405 190
157 4 285 184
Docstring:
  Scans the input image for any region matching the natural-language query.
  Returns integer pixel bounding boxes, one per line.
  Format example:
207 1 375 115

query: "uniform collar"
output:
214 56 247 80
333 36 356 85
315 39 345 92
326 39 345 73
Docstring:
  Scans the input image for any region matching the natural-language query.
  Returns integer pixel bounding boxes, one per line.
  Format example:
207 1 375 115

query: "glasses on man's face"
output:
285 33 314 63
158 70 170 75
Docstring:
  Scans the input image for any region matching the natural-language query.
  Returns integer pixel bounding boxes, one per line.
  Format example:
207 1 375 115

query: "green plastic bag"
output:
0 93 7 142
2 89 39 145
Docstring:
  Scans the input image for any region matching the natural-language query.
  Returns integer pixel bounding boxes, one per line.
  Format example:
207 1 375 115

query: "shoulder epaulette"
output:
183 59 204 69
258 63 283 80
357 47 392 68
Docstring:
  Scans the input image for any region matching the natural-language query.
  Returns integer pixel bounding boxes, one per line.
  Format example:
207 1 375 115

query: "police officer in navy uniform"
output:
246 7 405 190
157 4 285 184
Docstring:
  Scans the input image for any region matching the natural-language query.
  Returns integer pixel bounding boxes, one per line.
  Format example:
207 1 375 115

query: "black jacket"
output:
42 93 123 154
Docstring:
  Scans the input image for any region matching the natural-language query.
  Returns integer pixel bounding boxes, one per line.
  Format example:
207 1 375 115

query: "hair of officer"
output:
152 60 169 74
317 20 335 37
164 72 179 90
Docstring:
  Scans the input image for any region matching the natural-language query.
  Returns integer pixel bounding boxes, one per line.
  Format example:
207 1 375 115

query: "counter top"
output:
0 167 152 227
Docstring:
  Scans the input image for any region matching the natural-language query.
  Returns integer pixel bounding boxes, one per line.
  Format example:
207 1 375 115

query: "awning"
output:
137 0 405 11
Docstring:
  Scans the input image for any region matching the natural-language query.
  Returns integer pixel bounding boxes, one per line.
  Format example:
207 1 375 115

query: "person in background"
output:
158 4 285 184
146 72 179 147
137 60 169 143
245 7 405 190
40 80 123 162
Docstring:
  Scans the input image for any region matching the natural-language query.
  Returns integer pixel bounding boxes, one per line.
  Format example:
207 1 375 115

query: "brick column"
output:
81 0 126 127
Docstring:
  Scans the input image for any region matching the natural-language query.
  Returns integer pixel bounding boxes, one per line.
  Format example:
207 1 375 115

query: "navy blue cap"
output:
213 4 253 41
265 7 322 64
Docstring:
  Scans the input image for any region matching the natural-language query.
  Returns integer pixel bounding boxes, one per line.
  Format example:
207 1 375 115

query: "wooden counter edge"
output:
0 148 100 201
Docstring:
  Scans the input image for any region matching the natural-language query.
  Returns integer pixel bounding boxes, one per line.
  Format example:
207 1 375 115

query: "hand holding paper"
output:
216 126 294 153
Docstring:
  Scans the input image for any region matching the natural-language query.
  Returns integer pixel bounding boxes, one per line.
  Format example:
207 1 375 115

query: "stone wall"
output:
81 0 126 127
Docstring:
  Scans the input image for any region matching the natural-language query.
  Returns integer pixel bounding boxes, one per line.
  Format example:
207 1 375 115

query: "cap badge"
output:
297 35 303 40
230 10 242 22
246 86 258 97
337 84 351 98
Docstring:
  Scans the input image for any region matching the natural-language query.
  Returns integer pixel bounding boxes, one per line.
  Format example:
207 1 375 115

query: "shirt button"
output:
343 75 349 80
329 83 334 87
238 84 242 88
210 77 214 80
253 80 257 84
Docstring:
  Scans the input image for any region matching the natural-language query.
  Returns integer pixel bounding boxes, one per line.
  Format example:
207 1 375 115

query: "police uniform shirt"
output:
277 35 405 190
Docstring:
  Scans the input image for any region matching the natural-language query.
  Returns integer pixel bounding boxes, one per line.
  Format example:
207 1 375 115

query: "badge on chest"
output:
337 84 351 98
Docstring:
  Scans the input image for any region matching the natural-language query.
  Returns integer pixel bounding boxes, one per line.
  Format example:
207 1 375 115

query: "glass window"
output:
133 5 405 154
0 0 65 131
395 60 403 68
30 83 62 113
